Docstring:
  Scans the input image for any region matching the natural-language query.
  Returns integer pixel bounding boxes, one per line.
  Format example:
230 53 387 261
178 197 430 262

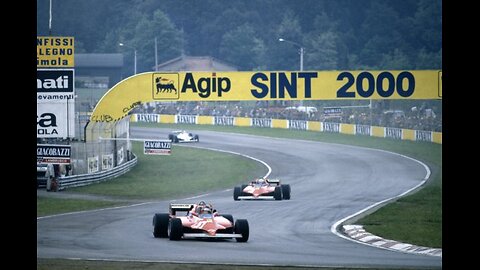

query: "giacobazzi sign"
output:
37 144 71 164
90 70 442 122
143 140 172 155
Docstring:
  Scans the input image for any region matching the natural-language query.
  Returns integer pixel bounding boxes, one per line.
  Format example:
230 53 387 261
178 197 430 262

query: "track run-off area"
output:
37 127 441 269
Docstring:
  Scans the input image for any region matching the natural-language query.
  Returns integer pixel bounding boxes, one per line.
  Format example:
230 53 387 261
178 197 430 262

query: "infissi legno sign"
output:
37 36 74 67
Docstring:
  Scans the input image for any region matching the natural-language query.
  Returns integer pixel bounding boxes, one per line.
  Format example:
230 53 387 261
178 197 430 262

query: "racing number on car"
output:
336 71 415 98
192 221 208 229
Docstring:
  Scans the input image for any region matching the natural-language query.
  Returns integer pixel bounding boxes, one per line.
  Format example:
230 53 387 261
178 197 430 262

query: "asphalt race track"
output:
37 127 442 268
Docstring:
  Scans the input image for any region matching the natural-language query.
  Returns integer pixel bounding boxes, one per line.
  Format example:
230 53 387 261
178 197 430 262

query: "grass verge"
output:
67 142 266 199
37 196 126 217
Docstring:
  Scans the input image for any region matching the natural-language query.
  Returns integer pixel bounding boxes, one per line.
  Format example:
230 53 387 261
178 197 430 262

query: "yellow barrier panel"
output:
197 115 212 125
272 119 287 129
403 129 415 141
308 121 321 131
340 123 355 135
371 126 384 138
235 117 251 126
160 114 175 124
432 132 442 144
308 121 320 131
91 70 441 122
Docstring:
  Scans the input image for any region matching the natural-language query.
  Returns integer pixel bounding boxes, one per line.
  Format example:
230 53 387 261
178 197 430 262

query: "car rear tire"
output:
153 213 170 238
281 184 291 200
233 186 241 200
168 218 183 240
234 219 249 242
274 186 282 200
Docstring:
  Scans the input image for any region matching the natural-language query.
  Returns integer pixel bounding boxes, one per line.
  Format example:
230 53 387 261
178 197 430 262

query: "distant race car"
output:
152 201 249 242
233 178 291 201
168 130 199 143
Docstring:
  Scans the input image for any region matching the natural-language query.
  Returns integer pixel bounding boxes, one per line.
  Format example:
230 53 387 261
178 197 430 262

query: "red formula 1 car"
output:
152 201 249 242
233 178 291 201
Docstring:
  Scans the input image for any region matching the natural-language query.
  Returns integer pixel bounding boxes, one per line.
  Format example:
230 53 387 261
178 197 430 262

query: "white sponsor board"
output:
251 118 272 128
135 113 160 123
176 114 197 124
37 144 71 164
321 122 340 133
37 69 75 138
144 140 172 155
88 156 99 173
213 116 235 126
288 120 308 130
37 102 75 138
117 146 125 165
415 130 432 142
102 154 114 170
385 127 403 140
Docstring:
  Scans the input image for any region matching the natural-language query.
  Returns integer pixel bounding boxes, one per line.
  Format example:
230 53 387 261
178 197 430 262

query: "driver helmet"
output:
196 201 208 214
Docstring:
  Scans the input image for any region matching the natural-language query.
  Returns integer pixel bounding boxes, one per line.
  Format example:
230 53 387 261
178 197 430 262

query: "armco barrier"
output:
57 154 137 190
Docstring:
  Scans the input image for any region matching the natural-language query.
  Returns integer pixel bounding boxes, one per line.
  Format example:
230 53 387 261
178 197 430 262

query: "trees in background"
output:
37 0 442 74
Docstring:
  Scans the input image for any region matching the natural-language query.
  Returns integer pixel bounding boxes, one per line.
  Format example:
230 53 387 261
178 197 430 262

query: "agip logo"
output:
152 73 179 100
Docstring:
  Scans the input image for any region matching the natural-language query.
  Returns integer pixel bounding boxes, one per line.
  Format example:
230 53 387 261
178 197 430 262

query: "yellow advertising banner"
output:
37 36 75 67
91 70 442 122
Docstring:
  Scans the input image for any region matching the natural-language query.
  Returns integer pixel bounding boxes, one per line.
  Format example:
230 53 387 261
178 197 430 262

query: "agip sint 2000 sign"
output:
154 71 440 101
90 70 441 122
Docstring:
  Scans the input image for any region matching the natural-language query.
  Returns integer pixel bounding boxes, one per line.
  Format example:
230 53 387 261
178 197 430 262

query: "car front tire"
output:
234 219 249 242
153 213 170 238
168 218 183 240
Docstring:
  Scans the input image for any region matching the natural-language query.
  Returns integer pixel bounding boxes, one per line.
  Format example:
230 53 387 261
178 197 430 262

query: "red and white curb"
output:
342 225 442 257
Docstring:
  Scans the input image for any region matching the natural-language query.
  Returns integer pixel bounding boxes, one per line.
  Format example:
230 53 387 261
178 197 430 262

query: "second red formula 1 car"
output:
152 201 249 242
233 177 291 200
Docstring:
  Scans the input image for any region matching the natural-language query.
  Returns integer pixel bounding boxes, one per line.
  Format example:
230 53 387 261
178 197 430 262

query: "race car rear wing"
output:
266 179 281 185
169 203 194 215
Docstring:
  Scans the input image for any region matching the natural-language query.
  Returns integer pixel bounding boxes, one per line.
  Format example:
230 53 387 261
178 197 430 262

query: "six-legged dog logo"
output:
152 73 179 99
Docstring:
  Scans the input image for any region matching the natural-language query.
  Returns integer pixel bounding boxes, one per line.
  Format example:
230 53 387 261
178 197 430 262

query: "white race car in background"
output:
168 130 199 143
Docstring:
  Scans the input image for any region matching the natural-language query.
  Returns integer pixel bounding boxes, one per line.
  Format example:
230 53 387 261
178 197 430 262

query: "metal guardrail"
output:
57 155 137 191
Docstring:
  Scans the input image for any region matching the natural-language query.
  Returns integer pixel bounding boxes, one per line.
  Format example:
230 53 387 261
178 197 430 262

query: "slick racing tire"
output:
153 213 170 238
274 186 283 200
281 184 291 200
168 218 183 240
234 219 249 242
233 186 242 200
